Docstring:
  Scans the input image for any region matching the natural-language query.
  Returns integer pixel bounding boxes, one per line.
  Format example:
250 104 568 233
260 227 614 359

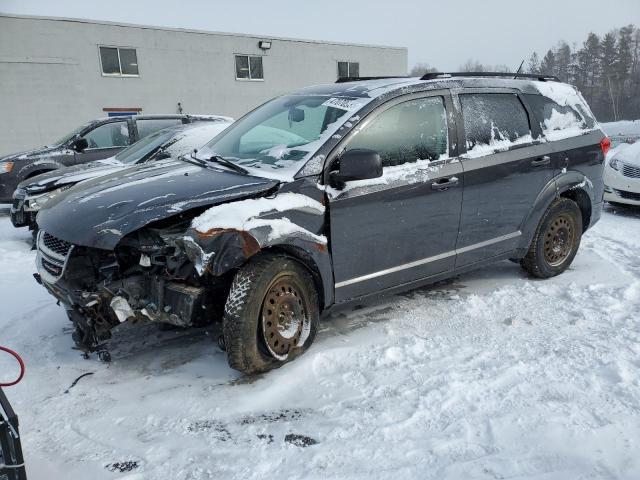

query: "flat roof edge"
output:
0 13 408 51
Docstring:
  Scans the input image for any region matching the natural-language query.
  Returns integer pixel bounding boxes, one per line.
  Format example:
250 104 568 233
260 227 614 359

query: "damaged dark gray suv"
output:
34 73 608 374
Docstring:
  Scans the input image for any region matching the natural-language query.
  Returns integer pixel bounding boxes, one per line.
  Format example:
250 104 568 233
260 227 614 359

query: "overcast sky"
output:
2 0 639 71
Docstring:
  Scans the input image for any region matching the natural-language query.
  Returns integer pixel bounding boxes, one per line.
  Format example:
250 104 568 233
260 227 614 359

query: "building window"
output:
338 61 359 78
99 46 139 76
235 55 264 80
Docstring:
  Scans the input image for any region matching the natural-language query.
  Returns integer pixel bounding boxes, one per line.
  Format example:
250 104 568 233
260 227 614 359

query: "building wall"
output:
0 15 407 155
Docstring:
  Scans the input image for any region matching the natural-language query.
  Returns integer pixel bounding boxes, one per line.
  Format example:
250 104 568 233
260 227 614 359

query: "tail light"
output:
600 137 611 157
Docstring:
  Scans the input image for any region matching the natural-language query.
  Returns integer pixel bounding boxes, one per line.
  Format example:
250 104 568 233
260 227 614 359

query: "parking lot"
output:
1 204 639 479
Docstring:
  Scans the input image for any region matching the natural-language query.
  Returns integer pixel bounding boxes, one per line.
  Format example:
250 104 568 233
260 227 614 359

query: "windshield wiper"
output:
205 155 249 175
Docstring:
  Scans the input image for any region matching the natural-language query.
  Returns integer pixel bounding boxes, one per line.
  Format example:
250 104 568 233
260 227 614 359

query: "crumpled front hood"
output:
36 159 279 250
1 145 67 162
19 159 125 193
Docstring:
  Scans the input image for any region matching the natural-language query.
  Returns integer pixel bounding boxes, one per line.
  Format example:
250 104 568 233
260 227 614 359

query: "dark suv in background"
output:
33 73 607 374
0 114 228 202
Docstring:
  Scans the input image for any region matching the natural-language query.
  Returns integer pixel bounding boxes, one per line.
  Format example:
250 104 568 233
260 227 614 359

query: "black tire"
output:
222 254 319 375
521 197 582 279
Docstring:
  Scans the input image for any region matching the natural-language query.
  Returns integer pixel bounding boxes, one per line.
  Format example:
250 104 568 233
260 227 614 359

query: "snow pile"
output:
601 120 640 147
601 120 640 137
608 140 640 166
191 192 326 244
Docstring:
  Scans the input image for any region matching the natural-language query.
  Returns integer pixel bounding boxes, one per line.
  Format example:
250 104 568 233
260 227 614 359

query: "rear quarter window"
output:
523 93 595 140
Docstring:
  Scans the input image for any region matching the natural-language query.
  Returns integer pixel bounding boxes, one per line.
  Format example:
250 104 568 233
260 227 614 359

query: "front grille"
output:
37 230 75 283
41 257 63 277
615 189 640 201
42 232 72 257
622 163 640 179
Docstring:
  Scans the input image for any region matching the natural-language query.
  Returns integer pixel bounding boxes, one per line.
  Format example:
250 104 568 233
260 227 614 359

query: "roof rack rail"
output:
420 72 560 82
335 76 408 83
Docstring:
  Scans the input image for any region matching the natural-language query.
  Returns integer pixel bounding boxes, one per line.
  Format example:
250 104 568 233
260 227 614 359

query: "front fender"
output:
16 160 62 181
517 171 596 253
178 182 335 308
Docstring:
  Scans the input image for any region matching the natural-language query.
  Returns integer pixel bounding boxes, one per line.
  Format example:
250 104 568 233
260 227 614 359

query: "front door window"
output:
82 122 130 150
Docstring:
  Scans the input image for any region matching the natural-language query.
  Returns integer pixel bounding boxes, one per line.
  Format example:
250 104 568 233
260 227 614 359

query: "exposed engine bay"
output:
36 214 232 357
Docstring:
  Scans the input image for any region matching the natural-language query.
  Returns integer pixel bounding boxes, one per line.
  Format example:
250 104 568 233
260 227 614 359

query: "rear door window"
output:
82 121 130 149
136 118 182 139
460 93 531 155
347 96 449 167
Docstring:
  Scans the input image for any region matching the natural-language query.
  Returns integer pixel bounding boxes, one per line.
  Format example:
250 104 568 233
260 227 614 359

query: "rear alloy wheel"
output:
521 197 582 278
223 254 318 374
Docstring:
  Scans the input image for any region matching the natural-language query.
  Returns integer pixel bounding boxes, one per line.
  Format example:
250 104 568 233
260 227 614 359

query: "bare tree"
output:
409 62 438 77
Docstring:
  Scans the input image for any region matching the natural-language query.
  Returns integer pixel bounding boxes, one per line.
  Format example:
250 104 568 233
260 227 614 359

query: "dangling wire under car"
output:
0 347 25 388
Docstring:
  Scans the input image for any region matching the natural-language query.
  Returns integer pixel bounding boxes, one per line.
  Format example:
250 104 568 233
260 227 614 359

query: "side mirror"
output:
331 149 382 188
71 137 88 152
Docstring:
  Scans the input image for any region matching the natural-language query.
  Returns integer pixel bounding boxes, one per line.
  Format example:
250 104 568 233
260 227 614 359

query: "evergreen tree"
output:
527 52 540 74
576 33 601 103
540 49 556 76
600 32 620 120
555 41 573 82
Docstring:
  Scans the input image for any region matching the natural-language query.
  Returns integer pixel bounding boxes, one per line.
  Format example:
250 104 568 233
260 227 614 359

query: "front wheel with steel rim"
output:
521 197 583 278
223 254 319 375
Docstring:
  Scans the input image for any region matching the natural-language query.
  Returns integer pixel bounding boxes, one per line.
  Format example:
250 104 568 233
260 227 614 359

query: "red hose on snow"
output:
0 346 25 387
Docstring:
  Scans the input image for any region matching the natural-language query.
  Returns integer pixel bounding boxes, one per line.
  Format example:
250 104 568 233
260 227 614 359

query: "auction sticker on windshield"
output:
321 97 367 111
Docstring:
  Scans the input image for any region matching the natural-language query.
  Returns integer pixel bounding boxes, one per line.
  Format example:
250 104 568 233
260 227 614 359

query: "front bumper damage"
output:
35 228 228 356
34 182 332 359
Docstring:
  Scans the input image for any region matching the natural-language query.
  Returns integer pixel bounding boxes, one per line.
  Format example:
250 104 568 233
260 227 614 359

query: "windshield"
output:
114 129 176 164
165 123 231 158
196 95 370 177
51 121 93 147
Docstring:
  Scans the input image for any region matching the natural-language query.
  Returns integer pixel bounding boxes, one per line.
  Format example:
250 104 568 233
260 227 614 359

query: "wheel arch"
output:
180 230 335 311
257 244 330 311
18 162 60 181
558 186 591 232
517 171 596 255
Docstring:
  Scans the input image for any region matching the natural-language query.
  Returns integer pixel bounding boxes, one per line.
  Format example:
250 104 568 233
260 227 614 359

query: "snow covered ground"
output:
1 205 640 480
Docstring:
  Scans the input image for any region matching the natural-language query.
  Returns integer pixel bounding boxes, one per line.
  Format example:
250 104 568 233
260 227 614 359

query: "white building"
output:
0 14 407 155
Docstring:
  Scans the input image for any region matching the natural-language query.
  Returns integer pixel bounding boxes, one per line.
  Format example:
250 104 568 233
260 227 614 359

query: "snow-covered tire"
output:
222 254 319 375
521 197 582 279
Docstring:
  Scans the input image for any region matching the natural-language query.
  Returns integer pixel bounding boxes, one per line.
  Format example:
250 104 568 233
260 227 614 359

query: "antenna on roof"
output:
513 59 525 79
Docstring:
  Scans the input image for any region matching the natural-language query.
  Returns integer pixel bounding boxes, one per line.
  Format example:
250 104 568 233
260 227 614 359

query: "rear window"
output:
460 93 531 155
524 93 595 138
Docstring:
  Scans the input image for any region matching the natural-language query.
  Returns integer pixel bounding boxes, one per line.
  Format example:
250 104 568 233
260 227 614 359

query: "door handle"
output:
531 155 551 166
431 176 459 191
